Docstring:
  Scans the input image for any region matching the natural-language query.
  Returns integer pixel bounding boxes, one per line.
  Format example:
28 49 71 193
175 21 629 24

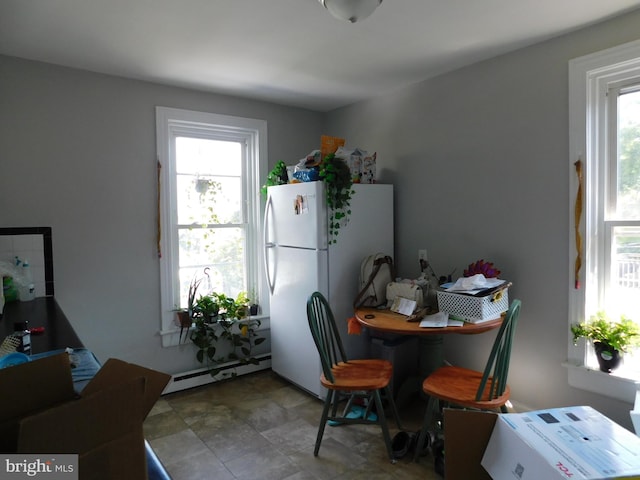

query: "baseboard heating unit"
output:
163 354 272 394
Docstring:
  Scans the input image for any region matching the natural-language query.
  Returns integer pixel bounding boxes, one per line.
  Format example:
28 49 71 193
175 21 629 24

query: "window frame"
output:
567 39 640 402
156 106 268 347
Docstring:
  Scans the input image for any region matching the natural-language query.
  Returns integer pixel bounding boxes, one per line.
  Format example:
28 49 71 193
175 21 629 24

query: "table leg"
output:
395 335 444 407
417 335 444 377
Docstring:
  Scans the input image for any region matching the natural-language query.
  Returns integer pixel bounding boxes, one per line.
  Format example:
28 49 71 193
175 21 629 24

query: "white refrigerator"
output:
264 181 394 398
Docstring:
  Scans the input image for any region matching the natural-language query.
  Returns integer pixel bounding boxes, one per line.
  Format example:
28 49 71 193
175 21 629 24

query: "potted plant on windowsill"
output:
571 311 640 373
190 290 265 377
174 274 204 343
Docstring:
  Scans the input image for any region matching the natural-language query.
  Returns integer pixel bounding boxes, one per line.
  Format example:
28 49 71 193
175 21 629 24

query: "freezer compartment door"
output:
270 246 328 398
266 182 327 250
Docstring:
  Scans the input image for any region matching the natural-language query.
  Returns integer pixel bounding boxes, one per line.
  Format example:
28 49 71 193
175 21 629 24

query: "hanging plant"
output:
319 153 354 244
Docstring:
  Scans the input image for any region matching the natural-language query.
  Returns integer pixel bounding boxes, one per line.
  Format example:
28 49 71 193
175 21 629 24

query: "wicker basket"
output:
436 287 509 323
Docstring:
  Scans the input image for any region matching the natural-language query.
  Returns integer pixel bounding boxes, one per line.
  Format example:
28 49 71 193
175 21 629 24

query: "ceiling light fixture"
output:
319 0 382 23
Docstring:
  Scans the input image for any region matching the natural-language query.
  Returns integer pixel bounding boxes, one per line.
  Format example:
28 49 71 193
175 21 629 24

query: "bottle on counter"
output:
13 321 31 355
19 259 35 302
3 276 19 303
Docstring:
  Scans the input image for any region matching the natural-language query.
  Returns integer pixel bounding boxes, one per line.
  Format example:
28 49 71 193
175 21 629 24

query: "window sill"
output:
159 315 270 348
564 361 639 403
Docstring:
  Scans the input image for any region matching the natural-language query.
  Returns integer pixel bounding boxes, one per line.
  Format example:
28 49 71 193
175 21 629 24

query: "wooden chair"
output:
413 299 522 463
306 291 403 463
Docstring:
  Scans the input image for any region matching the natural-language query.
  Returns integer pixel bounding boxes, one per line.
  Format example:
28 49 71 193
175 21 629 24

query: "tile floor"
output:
144 369 442 480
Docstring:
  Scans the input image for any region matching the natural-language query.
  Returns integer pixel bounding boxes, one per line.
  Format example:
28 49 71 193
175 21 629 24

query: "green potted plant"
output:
571 311 640 372
260 160 289 198
193 294 220 323
190 290 265 377
246 289 259 316
174 274 203 343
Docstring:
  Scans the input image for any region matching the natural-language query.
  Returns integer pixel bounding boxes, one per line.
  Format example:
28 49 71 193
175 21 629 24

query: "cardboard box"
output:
0 352 171 480
444 409 495 480
481 406 640 480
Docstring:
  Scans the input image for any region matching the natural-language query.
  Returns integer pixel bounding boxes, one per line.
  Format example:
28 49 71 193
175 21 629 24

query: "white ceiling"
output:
2 0 640 112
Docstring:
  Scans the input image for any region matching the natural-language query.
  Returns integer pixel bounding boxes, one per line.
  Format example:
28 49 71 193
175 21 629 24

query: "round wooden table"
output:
355 307 504 405
355 307 503 336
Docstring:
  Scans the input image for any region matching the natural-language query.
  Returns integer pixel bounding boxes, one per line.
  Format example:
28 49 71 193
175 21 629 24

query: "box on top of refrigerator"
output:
481 405 640 480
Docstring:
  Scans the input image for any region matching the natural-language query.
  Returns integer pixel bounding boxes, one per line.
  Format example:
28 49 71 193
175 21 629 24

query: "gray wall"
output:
326 10 640 428
0 55 322 375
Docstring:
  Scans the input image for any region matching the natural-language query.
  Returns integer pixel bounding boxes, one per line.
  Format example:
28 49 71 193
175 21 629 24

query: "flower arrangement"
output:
463 259 501 278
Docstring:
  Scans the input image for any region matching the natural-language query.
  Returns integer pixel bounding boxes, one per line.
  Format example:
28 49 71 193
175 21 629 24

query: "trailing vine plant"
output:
318 153 354 244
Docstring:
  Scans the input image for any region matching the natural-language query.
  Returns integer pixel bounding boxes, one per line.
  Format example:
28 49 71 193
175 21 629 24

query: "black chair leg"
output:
314 390 334 456
384 385 404 430
372 389 396 463
413 395 436 463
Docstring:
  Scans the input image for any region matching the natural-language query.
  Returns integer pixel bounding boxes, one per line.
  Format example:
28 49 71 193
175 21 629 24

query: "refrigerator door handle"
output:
263 195 276 295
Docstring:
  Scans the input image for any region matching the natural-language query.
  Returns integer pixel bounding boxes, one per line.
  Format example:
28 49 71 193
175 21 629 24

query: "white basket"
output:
436 287 509 323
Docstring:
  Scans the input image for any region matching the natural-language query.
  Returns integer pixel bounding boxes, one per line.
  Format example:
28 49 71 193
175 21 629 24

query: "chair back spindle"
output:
307 292 348 384
475 299 521 402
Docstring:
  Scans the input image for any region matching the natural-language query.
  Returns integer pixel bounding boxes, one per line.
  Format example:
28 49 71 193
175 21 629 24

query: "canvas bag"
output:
354 254 395 308
385 282 425 309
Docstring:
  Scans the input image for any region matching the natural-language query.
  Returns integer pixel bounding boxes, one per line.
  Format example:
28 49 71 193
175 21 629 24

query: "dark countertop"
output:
1 297 83 353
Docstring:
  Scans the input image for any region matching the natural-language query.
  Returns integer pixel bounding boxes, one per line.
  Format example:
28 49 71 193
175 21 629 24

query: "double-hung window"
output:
568 40 640 401
156 107 267 346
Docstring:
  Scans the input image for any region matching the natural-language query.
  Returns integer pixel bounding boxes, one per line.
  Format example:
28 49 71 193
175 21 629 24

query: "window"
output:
568 40 640 401
156 107 267 346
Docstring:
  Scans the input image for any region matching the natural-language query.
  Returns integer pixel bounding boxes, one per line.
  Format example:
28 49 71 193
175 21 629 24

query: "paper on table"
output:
444 274 505 294
390 296 417 316
419 312 465 328
419 312 448 328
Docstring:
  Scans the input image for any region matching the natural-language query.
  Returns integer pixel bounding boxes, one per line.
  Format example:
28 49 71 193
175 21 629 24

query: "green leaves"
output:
571 311 640 353
319 154 354 244
261 160 289 198
190 289 264 377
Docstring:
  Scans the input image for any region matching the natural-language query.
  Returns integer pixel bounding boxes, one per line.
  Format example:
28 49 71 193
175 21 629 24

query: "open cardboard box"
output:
443 408 496 480
444 406 640 480
0 352 170 480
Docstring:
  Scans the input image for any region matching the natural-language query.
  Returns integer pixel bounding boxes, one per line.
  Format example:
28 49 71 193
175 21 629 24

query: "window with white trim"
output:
156 107 267 346
568 40 640 402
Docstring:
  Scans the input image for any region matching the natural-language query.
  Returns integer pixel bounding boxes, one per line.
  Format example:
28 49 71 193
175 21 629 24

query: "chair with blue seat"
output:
306 291 403 463
413 299 522 463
